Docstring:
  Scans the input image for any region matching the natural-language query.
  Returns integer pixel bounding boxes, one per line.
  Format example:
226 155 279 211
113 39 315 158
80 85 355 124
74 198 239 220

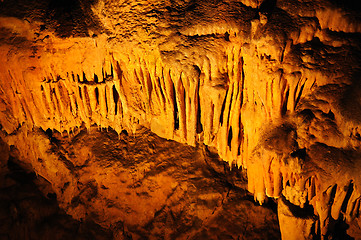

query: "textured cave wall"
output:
0 0 361 239
0 125 283 239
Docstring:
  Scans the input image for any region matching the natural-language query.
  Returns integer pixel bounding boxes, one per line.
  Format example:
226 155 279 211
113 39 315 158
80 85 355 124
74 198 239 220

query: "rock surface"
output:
0 138 113 240
1 126 281 239
0 0 361 239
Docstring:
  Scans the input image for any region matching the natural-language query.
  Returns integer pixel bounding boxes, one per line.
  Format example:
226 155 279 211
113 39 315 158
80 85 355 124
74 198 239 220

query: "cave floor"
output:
0 126 280 239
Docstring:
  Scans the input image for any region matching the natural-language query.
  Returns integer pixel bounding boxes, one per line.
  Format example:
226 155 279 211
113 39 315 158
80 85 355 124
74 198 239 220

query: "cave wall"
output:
0 0 361 239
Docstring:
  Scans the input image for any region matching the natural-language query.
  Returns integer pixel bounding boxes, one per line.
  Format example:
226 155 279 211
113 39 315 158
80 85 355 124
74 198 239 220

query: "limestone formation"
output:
0 0 361 239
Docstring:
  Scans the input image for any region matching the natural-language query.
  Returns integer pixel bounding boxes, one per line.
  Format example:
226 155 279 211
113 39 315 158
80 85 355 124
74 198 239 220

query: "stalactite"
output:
0 30 360 239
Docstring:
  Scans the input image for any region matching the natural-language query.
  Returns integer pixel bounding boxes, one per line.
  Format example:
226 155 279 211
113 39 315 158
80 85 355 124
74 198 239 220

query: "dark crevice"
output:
325 110 335 120
227 127 233 150
82 72 87 83
47 0 102 37
280 196 316 219
329 185 338 206
78 86 82 100
240 57 245 107
183 88 186 120
94 74 99 83
286 180 290 187
331 220 354 240
45 128 59 144
341 181 354 213
324 185 354 239
281 88 289 116
224 31 230 41
280 43 286 63
51 88 61 113
157 77 166 104
196 72 203 134
47 192 57 200
227 89 234 125
196 101 203 134
291 148 307 159
95 87 99 105
105 87 108 113
219 89 228 126
115 61 123 85
146 72 153 103
172 82 179 130
294 82 305 110
112 85 119 115
238 119 243 156
299 109 315 123
259 0 277 17
74 99 79 111
69 98 73 113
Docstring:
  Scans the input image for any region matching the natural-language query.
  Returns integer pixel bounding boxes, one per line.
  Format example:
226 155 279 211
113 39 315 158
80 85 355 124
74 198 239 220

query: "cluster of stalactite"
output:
1 43 360 239
1 4 361 236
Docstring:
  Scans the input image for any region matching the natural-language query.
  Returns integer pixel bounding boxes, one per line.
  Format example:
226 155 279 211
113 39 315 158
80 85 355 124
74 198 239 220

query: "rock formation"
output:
0 0 361 239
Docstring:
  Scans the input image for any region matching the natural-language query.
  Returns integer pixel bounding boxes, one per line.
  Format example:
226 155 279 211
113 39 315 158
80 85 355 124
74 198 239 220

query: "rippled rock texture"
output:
0 0 361 239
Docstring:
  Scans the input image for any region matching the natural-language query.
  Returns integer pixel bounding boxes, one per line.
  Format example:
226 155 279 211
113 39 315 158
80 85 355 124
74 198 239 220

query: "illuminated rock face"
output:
0 0 361 239
1 126 281 239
